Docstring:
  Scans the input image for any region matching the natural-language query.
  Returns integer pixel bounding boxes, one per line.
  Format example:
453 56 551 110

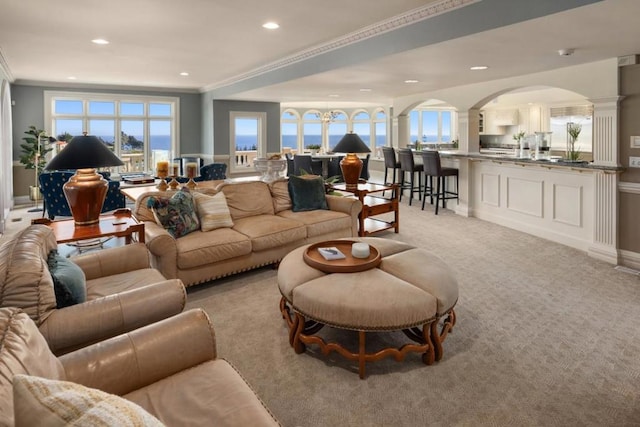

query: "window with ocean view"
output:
281 107 388 157
410 108 455 145
230 111 266 173
45 91 179 174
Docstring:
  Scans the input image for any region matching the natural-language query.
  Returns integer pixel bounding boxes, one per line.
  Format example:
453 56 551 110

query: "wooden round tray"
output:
303 240 381 273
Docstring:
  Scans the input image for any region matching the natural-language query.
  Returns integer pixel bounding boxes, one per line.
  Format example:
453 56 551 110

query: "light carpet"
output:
185 199 640 427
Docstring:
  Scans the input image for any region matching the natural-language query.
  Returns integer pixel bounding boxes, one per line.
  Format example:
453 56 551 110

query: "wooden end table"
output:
31 208 145 246
330 182 399 237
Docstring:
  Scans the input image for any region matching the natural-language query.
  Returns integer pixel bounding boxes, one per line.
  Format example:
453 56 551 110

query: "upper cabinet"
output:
480 109 518 135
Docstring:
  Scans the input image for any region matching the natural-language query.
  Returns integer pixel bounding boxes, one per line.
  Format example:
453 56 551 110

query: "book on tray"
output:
317 247 346 260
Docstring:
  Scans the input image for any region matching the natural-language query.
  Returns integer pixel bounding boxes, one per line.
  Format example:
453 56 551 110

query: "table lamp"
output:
44 133 124 226
332 132 370 190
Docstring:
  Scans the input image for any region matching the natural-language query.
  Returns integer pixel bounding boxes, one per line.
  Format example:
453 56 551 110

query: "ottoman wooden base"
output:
280 297 435 379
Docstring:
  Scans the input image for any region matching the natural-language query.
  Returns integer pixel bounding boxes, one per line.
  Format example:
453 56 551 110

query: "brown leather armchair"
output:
0 307 280 426
0 225 186 355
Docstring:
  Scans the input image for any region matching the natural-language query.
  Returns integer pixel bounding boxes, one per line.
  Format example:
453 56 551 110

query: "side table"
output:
330 182 399 237
31 208 145 246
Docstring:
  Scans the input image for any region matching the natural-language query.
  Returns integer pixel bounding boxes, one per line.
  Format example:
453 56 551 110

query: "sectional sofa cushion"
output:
219 181 275 219
175 228 252 269
268 179 292 213
231 215 307 252
277 209 352 238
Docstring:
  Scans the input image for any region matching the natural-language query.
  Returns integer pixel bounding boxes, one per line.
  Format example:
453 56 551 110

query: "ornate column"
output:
587 96 623 264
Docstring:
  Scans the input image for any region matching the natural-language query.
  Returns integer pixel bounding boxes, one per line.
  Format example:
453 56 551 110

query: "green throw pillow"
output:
288 175 329 212
47 250 86 309
147 188 200 238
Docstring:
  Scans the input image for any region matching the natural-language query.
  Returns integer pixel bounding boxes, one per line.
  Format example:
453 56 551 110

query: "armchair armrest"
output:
144 221 178 279
59 309 215 396
39 279 186 355
73 243 151 280
326 195 362 236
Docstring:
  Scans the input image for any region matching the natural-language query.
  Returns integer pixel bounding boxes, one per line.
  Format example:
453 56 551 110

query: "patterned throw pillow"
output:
12 375 165 427
288 175 329 212
193 192 234 232
147 188 200 238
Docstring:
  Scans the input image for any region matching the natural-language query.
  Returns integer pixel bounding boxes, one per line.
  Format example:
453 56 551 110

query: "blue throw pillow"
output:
147 187 200 238
47 250 87 309
288 175 329 212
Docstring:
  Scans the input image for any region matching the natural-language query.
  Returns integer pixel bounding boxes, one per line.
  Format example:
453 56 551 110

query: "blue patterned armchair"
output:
39 171 126 220
197 163 227 181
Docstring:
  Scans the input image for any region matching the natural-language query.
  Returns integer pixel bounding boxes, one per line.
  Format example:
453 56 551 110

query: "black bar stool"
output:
397 148 423 206
419 151 458 215
382 146 401 186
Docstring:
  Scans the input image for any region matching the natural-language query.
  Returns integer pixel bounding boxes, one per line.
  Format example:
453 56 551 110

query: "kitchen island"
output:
426 150 623 264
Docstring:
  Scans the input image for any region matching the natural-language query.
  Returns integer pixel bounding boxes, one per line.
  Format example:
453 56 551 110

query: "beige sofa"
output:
133 179 362 287
0 307 280 426
0 225 186 355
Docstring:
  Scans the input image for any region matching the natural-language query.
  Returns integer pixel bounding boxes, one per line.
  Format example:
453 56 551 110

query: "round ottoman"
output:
278 237 458 378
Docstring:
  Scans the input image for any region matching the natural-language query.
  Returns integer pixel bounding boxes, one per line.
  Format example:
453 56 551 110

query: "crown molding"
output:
0 46 15 82
201 0 479 93
13 79 200 94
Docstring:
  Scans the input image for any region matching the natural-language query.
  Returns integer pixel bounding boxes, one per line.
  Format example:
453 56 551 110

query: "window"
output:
302 111 322 150
230 111 266 173
409 108 454 145
45 91 179 174
327 112 347 151
373 109 387 157
281 110 299 154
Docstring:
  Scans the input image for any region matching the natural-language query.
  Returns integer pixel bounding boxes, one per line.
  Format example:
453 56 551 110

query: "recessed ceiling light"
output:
91 38 109 45
67 76 76 80
262 22 279 30
404 79 419 84
180 72 189 76
328 94 340 98
470 65 488 70
359 88 372 92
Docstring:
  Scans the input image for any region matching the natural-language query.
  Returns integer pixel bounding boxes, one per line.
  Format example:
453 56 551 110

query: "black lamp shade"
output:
43 134 124 226
333 132 370 154
45 134 123 171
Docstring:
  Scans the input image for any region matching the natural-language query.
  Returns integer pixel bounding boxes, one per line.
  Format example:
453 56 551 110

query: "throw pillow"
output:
147 188 200 238
269 179 292 213
47 250 86 309
193 191 234 232
288 175 329 212
12 374 165 427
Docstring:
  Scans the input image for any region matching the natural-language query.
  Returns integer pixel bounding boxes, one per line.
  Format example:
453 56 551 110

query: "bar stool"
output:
397 148 423 206
419 151 458 215
382 146 401 186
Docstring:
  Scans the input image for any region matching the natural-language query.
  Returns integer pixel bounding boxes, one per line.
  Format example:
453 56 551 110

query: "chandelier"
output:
316 111 339 123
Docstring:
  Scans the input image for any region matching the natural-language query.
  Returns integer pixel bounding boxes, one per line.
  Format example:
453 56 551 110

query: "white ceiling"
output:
1 0 639 106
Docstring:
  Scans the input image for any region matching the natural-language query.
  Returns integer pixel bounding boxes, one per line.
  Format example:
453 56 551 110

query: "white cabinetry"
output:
480 109 518 135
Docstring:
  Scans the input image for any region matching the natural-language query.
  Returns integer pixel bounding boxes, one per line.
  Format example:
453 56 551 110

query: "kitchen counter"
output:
435 150 623 172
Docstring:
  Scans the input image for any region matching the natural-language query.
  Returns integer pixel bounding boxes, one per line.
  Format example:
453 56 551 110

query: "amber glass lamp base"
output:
340 153 363 191
63 168 108 226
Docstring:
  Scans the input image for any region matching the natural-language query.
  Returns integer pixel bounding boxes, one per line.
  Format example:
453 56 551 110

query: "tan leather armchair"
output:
0 225 186 355
0 307 280 427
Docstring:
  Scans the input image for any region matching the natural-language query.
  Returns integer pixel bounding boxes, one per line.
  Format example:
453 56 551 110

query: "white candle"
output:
351 242 370 259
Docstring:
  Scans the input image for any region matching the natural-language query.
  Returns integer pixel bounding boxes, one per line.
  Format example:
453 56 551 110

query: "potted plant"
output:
566 123 582 161
19 125 53 201
306 144 321 155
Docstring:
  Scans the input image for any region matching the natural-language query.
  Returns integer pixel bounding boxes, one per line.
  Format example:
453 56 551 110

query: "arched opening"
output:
473 86 592 161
